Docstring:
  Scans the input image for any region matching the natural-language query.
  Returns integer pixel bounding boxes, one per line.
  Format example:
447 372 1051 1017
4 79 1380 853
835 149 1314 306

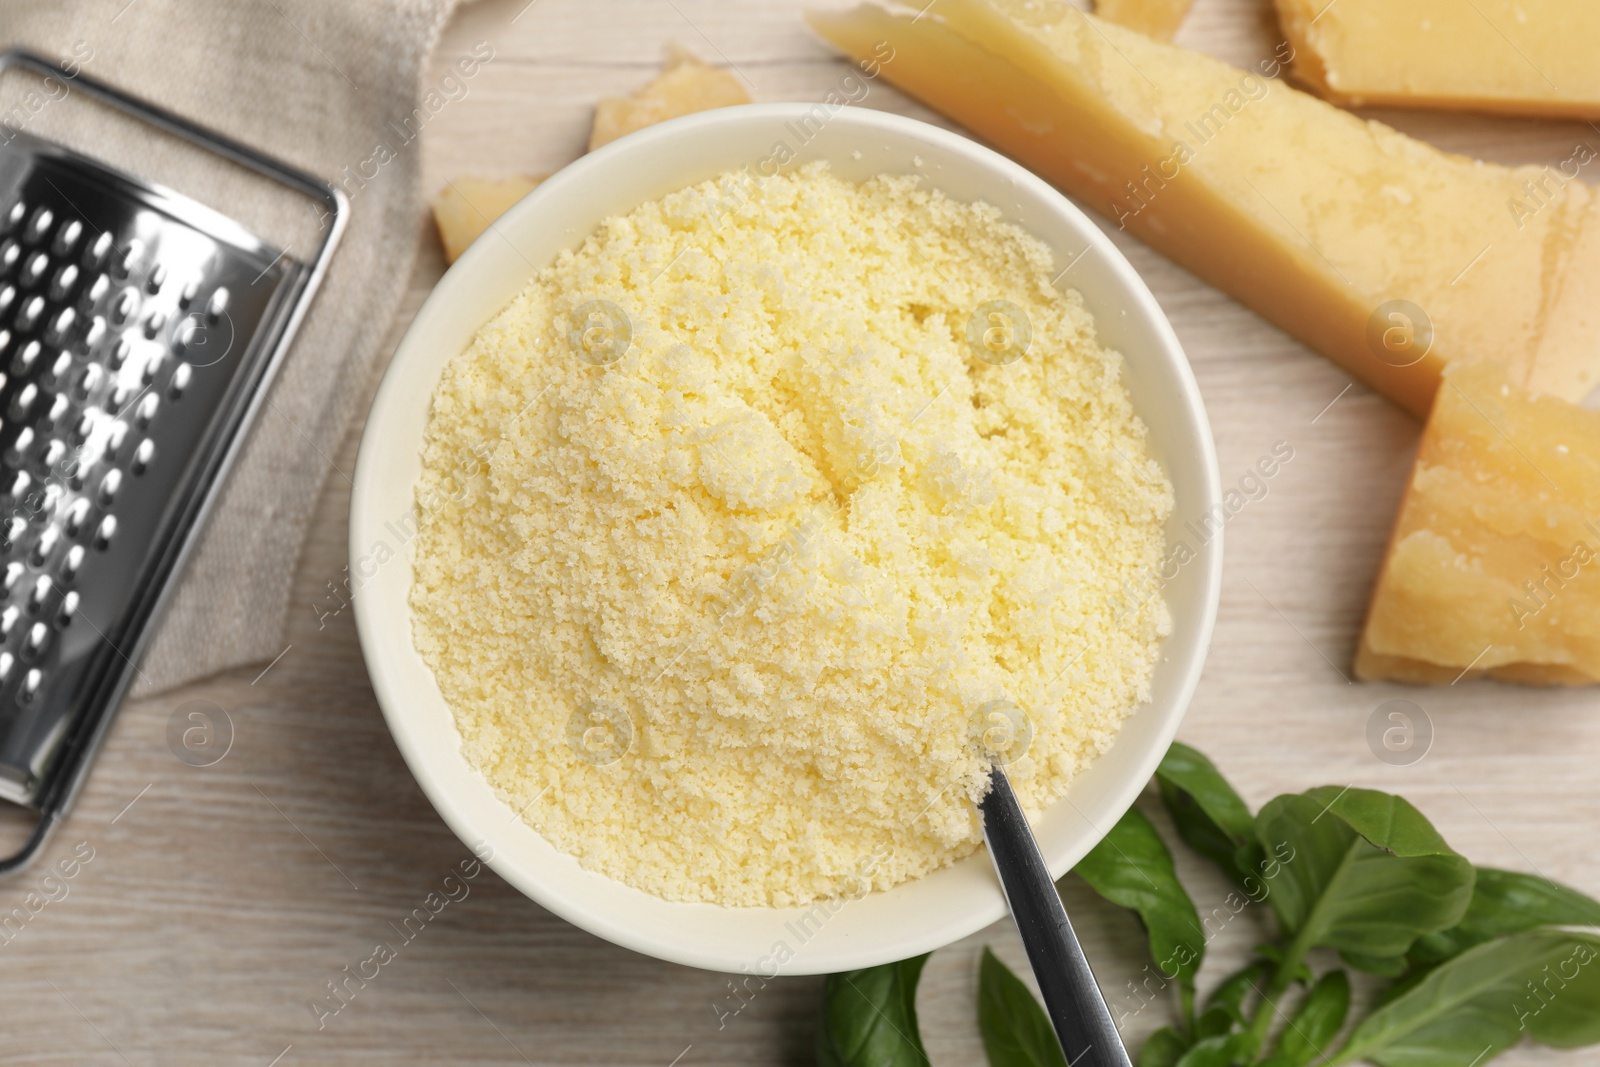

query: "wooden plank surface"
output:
0 0 1595 1063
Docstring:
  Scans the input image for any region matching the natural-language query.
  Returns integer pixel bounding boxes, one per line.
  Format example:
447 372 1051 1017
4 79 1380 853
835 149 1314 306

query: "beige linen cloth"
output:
4 0 461 693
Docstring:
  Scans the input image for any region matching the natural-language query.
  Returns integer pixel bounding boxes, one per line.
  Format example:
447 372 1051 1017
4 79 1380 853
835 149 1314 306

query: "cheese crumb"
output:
409 163 1173 907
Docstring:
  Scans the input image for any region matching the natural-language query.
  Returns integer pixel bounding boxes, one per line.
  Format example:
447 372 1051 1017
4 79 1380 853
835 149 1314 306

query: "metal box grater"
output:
0 51 344 870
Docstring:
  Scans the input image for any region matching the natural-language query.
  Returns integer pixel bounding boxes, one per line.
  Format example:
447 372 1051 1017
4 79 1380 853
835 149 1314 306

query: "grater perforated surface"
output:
0 130 306 807
0 49 343 874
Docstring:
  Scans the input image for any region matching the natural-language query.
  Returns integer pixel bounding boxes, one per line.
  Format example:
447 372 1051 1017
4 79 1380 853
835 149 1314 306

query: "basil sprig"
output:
814 744 1600 1067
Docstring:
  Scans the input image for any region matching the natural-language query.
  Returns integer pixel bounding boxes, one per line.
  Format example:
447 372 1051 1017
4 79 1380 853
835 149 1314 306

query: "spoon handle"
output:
979 765 1134 1067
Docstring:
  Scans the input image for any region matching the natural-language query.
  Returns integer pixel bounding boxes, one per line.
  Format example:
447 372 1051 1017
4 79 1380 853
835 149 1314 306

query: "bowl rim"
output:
351 102 1222 973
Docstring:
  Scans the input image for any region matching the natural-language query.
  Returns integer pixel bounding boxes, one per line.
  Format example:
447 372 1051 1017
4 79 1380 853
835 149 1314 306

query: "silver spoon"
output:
978 764 1134 1067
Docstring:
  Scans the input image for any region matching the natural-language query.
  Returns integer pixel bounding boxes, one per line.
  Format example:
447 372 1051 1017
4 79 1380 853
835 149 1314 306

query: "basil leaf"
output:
1331 931 1600 1066
1266 970 1349 1067
1339 951 1410 977
1205 960 1270 1020
1074 805 1205 989
1371 968 1431 1010
1138 1026 1191 1067
1196 959 1270 1037
816 954 931 1067
1257 788 1474 959
1173 1034 1242 1067
1157 742 1263 889
1411 867 1600 967
1193 1006 1235 1041
1253 944 1313 985
977 947 1067 1067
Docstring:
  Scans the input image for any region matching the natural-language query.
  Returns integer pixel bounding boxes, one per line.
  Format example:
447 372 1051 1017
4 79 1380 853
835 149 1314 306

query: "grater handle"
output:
0 49 347 222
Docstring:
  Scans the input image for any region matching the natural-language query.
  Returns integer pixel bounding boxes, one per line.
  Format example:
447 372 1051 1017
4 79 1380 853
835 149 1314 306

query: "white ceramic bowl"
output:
351 104 1222 975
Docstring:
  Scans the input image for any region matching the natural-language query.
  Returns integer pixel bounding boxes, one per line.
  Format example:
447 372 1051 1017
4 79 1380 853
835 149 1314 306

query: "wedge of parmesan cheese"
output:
807 0 1600 417
432 175 545 264
588 44 751 150
1357 362 1600 687
1274 0 1600 119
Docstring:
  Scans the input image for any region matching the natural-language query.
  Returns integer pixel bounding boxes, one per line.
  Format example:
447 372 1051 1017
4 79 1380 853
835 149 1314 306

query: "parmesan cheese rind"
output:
410 164 1172 907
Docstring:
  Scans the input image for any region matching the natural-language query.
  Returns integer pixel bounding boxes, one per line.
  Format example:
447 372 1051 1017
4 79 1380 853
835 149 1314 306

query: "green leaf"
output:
1074 805 1205 988
1256 788 1475 960
1267 970 1350 1067
1138 1027 1191 1067
1193 1006 1235 1041
978 947 1067 1067
1193 960 1270 1039
1205 960 1270 1021
1405 935 1460 972
1253 944 1313 985
1340 951 1410 977
1331 931 1600 1067
1372 968 1431 1010
817 955 931 1067
1411 867 1600 967
1173 1034 1242 1067
1156 742 1263 889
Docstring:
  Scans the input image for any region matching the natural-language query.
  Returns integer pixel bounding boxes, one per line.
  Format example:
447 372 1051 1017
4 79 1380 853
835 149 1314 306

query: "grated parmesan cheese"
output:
409 163 1173 907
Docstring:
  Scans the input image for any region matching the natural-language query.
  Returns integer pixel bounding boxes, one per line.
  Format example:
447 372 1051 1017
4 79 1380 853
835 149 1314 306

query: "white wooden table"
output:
0 1 1594 1063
